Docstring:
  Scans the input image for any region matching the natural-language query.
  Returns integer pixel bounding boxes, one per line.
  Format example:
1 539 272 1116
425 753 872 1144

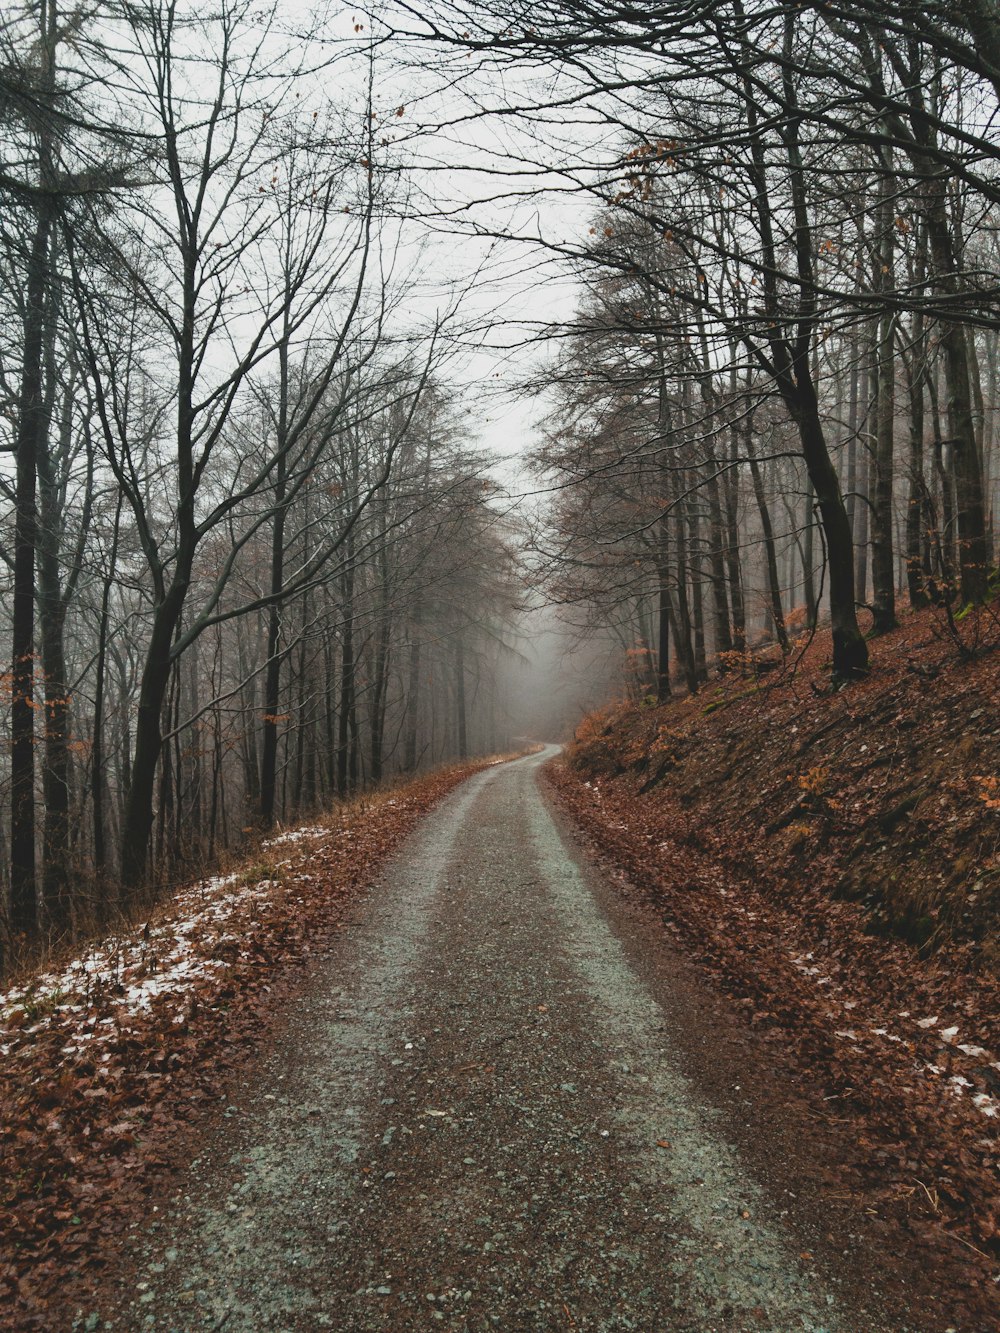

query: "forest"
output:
1 4 1000 965
0 2 528 972
4 2 1000 1329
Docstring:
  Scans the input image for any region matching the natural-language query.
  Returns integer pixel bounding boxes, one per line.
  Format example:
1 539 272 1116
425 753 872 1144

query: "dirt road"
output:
98 748 922 1332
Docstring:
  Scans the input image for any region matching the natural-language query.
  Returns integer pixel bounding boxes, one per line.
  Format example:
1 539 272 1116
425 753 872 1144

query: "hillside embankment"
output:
550 603 1000 1312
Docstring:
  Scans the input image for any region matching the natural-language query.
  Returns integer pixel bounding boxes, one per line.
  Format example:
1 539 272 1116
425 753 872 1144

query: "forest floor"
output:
555 600 1000 1327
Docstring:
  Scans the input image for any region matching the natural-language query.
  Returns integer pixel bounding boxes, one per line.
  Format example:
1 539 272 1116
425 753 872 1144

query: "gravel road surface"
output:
99 747 918 1332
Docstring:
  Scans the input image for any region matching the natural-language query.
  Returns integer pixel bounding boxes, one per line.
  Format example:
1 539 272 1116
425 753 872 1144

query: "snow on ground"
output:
788 952 1000 1120
261 825 328 848
0 824 332 1052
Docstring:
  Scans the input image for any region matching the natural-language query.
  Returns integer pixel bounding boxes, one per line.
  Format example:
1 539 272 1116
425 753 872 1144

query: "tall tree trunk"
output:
904 51 990 602
938 317 990 602
403 604 422 772
793 393 866 673
854 349 873 608
802 477 818 628
983 331 999 554
337 550 356 797
687 494 708 681
38 394 94 924
293 628 309 812
370 507 391 784
967 324 987 479
702 463 733 660
261 608 289 822
120 580 188 890
119 221 201 890
656 558 672 701
927 361 956 589
669 497 699 694
691 318 733 658
370 612 391 784
183 636 203 847
871 151 898 635
722 475 746 652
92 495 122 876
323 624 338 792
725 373 747 651
258 323 291 824
742 15 867 677
10 208 53 938
208 704 223 859
874 305 901 626
745 423 789 654
905 311 931 610
237 616 261 810
454 632 468 760
845 325 860 545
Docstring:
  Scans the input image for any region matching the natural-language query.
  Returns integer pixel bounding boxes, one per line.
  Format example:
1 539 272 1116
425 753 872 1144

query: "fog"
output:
499 607 625 747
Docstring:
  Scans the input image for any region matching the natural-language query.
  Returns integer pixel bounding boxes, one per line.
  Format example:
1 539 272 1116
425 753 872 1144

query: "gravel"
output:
91 747 915 1332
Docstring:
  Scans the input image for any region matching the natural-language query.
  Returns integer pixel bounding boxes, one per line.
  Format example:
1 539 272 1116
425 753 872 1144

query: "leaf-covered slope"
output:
568 605 1000 958
552 607 1000 1302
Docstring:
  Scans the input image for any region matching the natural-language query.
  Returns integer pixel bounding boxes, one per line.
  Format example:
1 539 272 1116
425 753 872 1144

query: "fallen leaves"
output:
549 694 1000 1320
0 758 502 1330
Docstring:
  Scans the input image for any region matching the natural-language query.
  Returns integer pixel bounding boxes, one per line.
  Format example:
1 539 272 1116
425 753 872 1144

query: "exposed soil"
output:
72 748 977 1331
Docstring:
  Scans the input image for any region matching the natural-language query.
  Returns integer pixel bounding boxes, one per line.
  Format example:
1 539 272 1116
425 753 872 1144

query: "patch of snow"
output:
0 850 300 1048
916 1016 938 1029
261 825 327 848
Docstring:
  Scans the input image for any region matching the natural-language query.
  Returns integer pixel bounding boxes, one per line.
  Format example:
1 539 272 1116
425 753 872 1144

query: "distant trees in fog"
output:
391 0 1000 691
0 1 521 967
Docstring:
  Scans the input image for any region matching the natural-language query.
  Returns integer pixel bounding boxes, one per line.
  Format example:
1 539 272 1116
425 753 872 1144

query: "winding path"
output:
102 748 910 1332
